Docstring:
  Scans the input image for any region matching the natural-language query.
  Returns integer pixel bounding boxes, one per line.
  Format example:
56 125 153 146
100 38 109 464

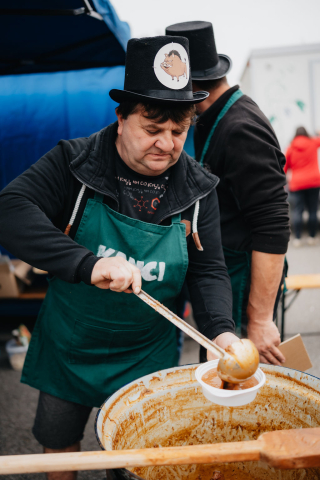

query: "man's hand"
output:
246 251 286 366
91 257 141 294
247 317 285 365
207 332 240 361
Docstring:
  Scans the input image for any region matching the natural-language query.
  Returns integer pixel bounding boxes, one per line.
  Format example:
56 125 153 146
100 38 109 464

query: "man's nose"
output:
155 132 174 152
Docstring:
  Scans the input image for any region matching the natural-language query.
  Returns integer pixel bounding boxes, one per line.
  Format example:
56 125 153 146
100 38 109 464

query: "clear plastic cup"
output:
195 359 266 407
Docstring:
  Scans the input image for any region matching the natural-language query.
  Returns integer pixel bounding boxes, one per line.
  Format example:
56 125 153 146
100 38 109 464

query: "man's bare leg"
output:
44 441 80 480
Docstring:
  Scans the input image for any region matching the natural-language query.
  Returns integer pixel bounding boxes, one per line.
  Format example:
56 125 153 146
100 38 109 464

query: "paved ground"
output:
1 230 320 479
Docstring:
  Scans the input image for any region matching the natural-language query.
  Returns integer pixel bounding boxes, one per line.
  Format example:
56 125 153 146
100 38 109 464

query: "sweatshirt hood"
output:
69 122 219 219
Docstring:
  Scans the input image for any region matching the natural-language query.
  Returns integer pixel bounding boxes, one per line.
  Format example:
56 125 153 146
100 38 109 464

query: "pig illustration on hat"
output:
160 50 188 82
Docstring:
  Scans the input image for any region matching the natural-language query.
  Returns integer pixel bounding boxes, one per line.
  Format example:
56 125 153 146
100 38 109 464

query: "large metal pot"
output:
95 364 320 479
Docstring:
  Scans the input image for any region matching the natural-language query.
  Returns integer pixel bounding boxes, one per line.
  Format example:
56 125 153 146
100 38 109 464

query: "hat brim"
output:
109 89 209 104
192 54 232 81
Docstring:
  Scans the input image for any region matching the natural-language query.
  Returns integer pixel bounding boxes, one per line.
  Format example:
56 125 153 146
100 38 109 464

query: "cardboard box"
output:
0 256 33 298
278 334 313 371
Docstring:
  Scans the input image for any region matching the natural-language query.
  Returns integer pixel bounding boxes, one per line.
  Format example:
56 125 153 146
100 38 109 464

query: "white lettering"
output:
116 251 127 260
96 246 166 282
128 257 145 271
141 262 157 281
97 245 116 258
158 262 165 281
97 245 106 256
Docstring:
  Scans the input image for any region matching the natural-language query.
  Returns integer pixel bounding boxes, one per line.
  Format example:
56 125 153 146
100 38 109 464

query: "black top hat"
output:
109 36 208 104
165 21 232 81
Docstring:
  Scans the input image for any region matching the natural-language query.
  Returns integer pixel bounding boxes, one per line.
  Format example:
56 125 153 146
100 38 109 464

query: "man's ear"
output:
115 108 124 136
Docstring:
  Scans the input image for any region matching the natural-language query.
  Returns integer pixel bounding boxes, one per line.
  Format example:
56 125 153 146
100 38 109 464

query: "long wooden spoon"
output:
0 428 320 474
135 289 259 383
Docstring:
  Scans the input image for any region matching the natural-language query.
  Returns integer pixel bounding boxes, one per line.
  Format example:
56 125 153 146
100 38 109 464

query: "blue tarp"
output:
0 66 125 190
0 0 129 191
0 0 129 257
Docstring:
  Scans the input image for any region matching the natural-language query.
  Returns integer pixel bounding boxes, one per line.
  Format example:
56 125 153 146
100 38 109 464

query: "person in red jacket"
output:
285 127 320 246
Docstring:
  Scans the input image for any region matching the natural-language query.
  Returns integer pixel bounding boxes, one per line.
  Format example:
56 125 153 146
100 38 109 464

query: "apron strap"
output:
171 212 181 224
199 89 243 167
94 191 104 202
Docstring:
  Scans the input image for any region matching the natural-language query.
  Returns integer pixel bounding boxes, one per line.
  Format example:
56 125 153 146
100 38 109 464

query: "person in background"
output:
285 126 320 247
166 21 290 365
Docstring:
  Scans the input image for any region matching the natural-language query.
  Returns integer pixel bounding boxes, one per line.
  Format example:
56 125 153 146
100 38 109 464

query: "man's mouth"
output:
148 153 171 159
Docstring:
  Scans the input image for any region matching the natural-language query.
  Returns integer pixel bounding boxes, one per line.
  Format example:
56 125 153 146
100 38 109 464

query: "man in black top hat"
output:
166 21 290 366
0 35 241 479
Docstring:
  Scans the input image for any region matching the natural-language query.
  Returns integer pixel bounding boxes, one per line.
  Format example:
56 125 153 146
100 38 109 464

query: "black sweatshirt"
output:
194 86 290 254
114 149 171 222
0 122 235 341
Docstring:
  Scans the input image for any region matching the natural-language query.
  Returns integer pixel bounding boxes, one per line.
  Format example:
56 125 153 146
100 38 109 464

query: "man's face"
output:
116 107 190 176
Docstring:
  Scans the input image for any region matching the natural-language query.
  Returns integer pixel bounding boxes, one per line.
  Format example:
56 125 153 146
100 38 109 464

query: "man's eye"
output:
146 130 159 135
173 131 184 136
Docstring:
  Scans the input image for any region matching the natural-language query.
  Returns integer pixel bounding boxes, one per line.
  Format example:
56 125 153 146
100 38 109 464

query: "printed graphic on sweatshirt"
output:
153 43 189 89
133 195 149 212
97 245 166 282
116 174 169 216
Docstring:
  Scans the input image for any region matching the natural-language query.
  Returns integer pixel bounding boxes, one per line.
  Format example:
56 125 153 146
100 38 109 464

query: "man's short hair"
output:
193 76 227 92
116 101 196 127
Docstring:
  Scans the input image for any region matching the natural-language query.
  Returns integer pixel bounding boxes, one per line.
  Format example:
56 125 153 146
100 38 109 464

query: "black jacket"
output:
194 86 290 254
0 122 234 340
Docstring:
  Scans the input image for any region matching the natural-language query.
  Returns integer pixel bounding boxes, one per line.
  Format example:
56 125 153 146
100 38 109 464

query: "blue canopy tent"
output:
0 0 130 189
0 0 130 259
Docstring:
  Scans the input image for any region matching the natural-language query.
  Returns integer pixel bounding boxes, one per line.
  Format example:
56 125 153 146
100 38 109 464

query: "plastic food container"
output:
5 339 28 371
195 359 266 407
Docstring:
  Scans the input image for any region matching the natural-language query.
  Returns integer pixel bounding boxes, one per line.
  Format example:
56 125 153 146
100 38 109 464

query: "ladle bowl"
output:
217 339 260 383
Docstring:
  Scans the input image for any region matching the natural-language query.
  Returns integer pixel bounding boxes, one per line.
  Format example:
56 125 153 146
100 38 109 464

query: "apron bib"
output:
199 89 249 330
22 191 188 407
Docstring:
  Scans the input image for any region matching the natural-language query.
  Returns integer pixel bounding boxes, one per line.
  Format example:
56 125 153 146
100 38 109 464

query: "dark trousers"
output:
290 188 320 238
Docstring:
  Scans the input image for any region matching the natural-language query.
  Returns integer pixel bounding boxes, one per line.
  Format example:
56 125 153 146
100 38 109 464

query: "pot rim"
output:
95 362 320 453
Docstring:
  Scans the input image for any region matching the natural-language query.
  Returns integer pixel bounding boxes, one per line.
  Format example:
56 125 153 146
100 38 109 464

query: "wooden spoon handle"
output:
0 441 260 475
136 289 224 358
1 428 320 474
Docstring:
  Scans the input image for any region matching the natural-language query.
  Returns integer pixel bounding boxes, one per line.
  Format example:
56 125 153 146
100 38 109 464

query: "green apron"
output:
21 191 188 407
199 89 250 331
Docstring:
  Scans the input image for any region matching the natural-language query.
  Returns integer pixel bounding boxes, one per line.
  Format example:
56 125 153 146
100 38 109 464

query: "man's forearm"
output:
246 251 286 365
247 251 285 321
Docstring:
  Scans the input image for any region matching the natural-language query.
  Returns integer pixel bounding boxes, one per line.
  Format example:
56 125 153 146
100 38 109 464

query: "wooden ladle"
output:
0 428 320 474
135 290 259 383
